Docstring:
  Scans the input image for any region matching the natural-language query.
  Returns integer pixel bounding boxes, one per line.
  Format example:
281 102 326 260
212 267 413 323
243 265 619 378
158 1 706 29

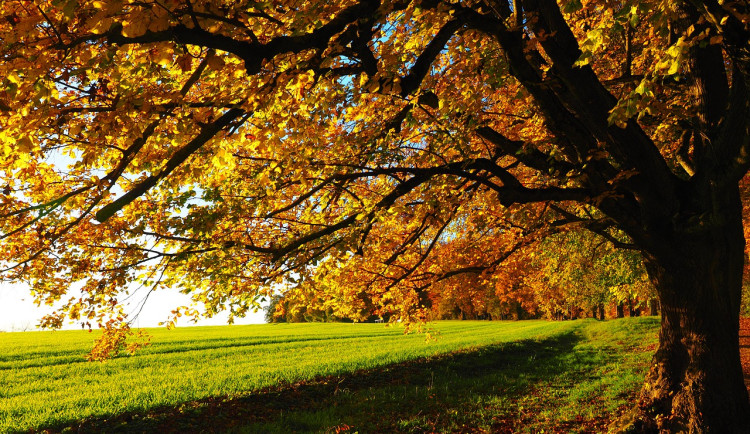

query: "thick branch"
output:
399 17 464 96
549 205 638 250
60 1 382 76
95 108 245 222
476 126 577 175
520 0 677 202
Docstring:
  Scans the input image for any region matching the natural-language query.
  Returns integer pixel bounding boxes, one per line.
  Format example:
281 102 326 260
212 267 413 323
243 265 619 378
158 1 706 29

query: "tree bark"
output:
617 302 625 318
634 196 750 431
648 298 659 316
628 299 636 317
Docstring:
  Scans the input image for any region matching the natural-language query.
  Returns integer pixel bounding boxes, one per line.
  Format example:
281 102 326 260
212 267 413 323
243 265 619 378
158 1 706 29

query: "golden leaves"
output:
655 37 689 76
120 17 147 38
0 0 723 357
286 69 316 100
206 54 226 71
151 45 175 67
86 321 150 361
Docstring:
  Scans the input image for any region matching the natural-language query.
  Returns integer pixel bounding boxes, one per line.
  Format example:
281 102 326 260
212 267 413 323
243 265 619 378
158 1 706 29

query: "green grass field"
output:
0 318 659 433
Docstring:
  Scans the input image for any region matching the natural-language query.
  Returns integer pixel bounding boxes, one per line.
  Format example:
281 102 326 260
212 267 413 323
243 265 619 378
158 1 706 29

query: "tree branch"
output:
95 108 245 222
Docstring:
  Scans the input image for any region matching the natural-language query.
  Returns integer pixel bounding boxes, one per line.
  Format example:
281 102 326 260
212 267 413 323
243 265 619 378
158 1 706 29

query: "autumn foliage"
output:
2 0 750 430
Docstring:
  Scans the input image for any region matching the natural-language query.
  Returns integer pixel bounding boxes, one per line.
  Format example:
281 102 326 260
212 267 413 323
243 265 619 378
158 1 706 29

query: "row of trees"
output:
266 226 659 323
270 212 750 324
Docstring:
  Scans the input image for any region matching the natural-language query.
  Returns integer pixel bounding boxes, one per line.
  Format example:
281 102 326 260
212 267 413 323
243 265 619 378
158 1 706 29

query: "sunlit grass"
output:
1 320 592 432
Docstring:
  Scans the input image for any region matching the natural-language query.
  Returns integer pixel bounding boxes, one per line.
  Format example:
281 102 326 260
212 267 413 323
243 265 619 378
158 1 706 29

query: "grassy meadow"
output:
0 318 659 433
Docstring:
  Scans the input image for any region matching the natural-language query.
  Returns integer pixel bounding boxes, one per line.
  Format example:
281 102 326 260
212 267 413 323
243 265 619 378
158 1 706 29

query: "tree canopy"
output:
2 0 750 430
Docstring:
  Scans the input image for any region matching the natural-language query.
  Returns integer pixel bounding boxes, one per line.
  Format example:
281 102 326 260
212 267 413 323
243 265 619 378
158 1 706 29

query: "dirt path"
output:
741 317 750 395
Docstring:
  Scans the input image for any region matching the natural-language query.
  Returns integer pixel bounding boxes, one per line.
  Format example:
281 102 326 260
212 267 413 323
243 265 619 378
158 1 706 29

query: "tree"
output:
515 228 653 320
264 294 285 323
1 0 749 430
425 225 652 322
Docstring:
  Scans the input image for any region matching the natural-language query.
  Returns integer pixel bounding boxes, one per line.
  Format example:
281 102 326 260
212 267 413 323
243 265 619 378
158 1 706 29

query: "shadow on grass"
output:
31 329 618 434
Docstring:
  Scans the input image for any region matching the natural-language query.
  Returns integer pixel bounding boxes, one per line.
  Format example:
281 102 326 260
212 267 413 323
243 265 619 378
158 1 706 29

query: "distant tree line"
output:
265 228 669 323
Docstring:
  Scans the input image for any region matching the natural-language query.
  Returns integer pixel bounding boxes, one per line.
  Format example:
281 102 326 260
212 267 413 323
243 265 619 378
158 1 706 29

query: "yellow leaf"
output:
121 19 148 38
207 55 226 70
148 16 170 32
667 61 680 75
153 48 173 67
17 136 33 152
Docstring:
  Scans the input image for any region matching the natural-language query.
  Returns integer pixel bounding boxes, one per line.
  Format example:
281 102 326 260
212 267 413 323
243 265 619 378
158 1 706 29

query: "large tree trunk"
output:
628 299 640 317
616 302 625 318
634 200 750 431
